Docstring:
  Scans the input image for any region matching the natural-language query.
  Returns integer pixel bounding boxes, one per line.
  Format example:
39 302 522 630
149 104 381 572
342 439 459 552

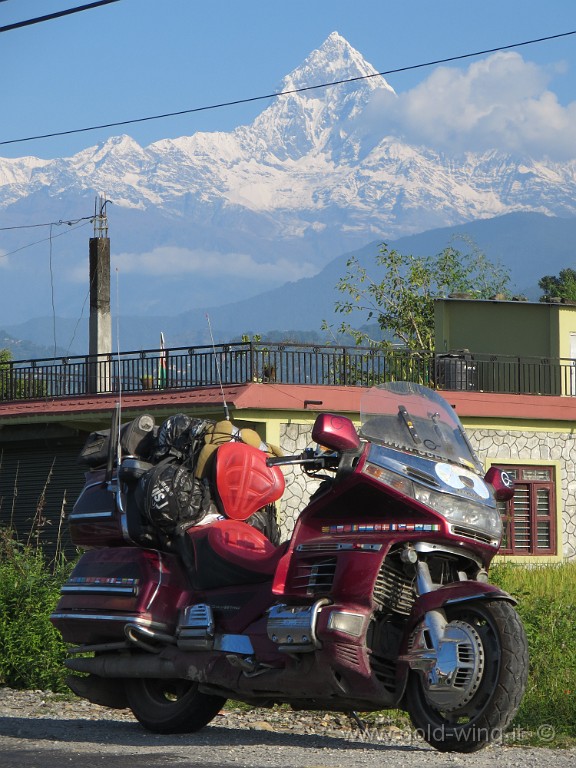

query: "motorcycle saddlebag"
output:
50 547 190 644
68 466 157 548
68 468 127 547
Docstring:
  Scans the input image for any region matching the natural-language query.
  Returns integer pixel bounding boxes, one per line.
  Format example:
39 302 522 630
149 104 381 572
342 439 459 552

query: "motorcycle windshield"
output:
360 382 483 473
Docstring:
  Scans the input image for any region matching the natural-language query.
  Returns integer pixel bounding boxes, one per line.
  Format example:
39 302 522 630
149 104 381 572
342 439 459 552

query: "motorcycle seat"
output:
185 519 287 588
213 441 285 521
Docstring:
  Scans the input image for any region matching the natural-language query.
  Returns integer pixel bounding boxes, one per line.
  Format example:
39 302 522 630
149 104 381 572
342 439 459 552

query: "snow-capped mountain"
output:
1 32 576 330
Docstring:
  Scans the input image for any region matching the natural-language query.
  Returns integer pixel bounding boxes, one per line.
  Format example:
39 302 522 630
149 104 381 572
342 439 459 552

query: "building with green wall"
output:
435 297 576 359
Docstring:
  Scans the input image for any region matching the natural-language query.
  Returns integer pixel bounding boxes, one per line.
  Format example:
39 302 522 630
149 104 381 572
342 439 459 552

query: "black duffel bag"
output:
137 458 212 534
78 414 156 467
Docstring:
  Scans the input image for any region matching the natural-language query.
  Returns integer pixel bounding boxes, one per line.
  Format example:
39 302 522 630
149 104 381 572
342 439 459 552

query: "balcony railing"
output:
1 343 576 403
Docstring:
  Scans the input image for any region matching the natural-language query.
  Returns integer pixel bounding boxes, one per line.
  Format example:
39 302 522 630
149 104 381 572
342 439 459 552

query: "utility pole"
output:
87 195 111 393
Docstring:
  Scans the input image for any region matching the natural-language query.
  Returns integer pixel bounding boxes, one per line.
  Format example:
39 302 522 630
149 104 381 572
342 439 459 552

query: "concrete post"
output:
87 236 111 394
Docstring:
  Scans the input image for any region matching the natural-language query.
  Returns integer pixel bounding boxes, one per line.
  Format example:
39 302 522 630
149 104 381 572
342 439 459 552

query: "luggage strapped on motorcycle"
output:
138 414 216 533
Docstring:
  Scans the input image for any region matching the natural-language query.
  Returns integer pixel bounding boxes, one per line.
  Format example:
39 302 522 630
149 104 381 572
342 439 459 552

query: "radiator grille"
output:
296 542 340 553
290 557 337 595
450 525 496 545
373 561 415 616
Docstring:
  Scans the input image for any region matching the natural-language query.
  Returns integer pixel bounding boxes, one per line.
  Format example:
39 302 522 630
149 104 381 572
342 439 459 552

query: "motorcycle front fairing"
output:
272 441 501 606
359 382 504 551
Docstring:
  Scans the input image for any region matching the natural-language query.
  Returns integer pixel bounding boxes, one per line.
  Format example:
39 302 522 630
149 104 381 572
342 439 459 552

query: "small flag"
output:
158 332 167 388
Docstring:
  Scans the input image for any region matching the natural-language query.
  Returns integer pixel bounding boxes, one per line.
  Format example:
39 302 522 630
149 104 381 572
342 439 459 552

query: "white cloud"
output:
366 52 576 160
108 246 317 282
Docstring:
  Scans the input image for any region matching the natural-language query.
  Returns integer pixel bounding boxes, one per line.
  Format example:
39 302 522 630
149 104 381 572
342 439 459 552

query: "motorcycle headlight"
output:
363 460 502 542
413 485 502 538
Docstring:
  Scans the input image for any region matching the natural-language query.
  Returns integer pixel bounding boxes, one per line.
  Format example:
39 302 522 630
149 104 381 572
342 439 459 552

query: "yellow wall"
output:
558 305 576 358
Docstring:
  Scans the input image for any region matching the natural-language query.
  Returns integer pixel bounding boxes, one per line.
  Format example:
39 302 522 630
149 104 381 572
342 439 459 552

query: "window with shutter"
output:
495 465 556 556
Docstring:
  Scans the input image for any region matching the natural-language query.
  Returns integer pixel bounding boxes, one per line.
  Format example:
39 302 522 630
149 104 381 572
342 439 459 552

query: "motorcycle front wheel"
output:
124 678 227 734
405 599 528 753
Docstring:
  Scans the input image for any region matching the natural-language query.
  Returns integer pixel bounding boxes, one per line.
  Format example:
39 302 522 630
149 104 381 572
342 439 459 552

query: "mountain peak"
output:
98 134 145 155
282 31 394 95
243 33 395 161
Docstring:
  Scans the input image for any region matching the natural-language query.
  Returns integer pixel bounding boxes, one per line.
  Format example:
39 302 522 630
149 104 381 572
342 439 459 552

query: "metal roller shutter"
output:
0 439 86 563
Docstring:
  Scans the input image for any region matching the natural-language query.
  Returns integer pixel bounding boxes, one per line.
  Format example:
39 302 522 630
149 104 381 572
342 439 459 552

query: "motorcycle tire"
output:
124 677 227 734
405 599 528 753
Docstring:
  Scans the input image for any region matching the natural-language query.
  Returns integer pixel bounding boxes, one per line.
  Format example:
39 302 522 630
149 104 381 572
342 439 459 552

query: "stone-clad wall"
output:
467 428 576 559
278 423 321 541
278 422 576 559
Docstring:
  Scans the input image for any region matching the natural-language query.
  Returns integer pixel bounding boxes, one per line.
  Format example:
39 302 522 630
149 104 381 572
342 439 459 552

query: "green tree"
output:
538 268 576 302
0 348 11 398
329 240 511 352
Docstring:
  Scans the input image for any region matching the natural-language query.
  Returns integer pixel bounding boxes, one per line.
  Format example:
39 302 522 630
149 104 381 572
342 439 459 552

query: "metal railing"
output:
1 343 576 402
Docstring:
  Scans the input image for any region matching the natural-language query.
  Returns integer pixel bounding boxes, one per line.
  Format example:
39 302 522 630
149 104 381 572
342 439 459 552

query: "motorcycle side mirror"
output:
311 413 360 453
484 466 515 502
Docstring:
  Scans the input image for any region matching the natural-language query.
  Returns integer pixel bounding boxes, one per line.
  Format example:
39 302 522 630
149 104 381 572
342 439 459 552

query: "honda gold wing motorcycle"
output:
51 381 528 753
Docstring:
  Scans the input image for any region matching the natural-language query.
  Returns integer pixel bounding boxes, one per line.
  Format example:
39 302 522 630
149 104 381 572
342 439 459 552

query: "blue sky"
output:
1 0 575 160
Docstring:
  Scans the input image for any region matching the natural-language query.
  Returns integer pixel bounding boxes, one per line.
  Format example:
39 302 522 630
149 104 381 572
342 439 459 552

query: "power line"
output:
1 28 574 148
0 210 100 355
0 1 121 33
0 220 92 260
0 215 94 231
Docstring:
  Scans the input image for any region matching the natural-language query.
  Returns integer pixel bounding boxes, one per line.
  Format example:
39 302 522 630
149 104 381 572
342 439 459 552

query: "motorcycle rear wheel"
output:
124 678 227 734
405 599 528 753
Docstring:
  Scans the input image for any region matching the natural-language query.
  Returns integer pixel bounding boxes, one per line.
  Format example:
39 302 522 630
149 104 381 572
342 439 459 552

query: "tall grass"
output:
0 529 72 692
491 562 576 741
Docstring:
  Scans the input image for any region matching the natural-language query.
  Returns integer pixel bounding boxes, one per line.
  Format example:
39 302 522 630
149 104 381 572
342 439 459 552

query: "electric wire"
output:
1 28 574 148
0 210 105 355
0 219 91 260
0 218 96 359
65 274 94 358
0 215 95 231
0 1 121 33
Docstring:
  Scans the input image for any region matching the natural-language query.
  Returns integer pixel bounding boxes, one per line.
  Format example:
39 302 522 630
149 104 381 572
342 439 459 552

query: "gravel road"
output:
0 687 574 768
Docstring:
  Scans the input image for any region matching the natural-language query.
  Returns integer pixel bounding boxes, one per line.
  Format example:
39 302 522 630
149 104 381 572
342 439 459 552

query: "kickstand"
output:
348 711 367 733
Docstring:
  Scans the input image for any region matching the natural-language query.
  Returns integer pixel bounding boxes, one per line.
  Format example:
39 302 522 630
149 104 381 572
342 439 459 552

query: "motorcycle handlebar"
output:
266 450 339 470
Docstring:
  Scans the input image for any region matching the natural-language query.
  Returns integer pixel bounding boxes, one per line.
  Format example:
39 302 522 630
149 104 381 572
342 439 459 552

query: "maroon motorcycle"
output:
51 381 528 753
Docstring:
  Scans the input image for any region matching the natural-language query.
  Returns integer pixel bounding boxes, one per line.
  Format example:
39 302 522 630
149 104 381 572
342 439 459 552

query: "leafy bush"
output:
0 530 72 692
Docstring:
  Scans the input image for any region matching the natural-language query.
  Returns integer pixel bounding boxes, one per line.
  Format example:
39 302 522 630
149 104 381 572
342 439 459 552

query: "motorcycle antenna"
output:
206 312 230 421
114 267 122 462
106 268 122 480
